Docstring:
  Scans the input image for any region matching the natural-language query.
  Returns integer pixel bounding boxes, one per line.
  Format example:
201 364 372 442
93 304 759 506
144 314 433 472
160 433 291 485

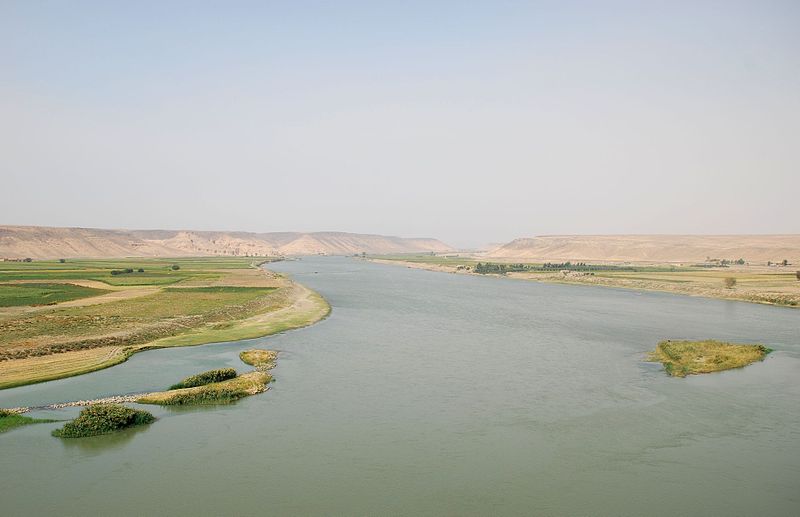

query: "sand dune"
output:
0 226 451 259
487 235 800 264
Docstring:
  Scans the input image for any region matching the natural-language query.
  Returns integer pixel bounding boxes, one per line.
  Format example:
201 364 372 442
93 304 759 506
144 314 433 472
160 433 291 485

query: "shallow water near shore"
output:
1 257 799 516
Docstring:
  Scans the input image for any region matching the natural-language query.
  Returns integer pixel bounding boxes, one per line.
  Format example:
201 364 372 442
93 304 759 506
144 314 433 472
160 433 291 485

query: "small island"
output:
1 349 282 437
137 369 271 406
239 349 278 370
52 404 155 438
649 339 772 377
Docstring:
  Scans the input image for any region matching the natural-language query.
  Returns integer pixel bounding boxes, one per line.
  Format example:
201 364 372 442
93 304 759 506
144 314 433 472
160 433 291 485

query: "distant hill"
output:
0 226 451 259
487 235 800 264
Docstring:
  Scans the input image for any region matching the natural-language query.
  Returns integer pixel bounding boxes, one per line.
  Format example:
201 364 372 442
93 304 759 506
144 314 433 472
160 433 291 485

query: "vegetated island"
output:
239 349 278 370
52 404 155 438
367 253 800 308
3 349 281 438
0 257 330 389
648 339 772 377
0 408 57 434
138 367 271 406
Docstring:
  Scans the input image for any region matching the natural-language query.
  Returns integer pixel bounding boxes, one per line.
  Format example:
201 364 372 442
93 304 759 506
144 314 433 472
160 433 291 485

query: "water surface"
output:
1 257 798 516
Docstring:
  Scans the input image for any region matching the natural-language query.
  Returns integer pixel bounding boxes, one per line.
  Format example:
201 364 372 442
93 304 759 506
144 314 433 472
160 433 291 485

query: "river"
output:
1 257 798 516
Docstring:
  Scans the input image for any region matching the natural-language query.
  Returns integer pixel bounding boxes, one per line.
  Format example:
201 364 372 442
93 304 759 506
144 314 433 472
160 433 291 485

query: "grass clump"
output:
51 404 155 438
649 339 772 377
1 409 58 434
139 371 270 406
239 349 278 370
169 368 238 390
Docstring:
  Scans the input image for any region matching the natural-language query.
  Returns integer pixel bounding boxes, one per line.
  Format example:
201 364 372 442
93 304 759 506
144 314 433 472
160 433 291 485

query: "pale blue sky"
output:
2 1 798 247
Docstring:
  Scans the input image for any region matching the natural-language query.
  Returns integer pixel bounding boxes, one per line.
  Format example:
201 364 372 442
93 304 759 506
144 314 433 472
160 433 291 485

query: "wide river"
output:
1 257 799 516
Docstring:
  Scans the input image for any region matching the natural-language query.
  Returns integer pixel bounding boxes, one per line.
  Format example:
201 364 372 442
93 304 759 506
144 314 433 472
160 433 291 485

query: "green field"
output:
0 258 282 361
0 258 277 360
0 257 268 285
0 256 330 389
0 282 110 307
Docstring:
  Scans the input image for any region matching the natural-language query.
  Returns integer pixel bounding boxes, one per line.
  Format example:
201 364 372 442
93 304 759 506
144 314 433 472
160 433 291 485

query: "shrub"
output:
137 268 144 273
59 258 66 263
52 404 155 438
169 368 238 390
171 264 180 270
724 277 737 288
796 271 800 281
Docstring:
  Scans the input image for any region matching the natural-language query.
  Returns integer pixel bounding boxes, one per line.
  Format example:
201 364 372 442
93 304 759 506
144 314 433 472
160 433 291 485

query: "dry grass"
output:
648 339 771 377
0 346 130 389
239 349 278 370
137 371 271 405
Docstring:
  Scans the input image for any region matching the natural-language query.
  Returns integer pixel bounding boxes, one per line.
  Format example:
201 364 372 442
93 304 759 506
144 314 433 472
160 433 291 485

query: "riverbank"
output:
369 258 800 308
0 258 330 389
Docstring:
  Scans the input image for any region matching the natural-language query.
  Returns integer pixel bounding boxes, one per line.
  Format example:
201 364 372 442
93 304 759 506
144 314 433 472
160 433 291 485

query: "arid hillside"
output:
487 235 800 264
0 226 451 259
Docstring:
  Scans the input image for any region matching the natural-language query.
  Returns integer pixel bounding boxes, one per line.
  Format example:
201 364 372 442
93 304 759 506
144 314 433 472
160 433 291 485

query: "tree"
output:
782 259 789 266
59 258 66 263
137 268 144 273
724 277 737 289
171 264 180 270
796 271 800 281
735 258 745 265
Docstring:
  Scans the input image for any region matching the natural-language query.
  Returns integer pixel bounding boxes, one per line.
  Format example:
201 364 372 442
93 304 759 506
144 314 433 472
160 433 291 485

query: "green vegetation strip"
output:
649 339 772 377
0 409 57 434
169 368 238 390
51 404 155 438
0 282 110 307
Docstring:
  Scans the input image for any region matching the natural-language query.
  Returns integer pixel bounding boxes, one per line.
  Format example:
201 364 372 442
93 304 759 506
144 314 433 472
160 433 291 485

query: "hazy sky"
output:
2 1 798 248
